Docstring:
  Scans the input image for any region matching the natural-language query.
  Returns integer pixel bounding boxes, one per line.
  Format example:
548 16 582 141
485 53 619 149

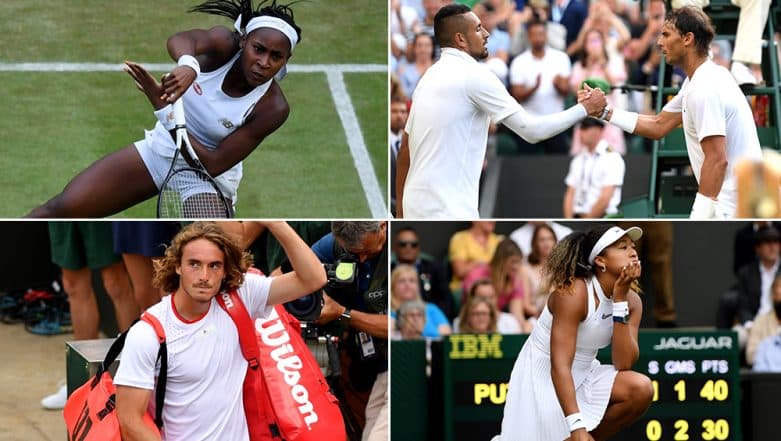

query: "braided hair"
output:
541 225 641 295
190 0 302 44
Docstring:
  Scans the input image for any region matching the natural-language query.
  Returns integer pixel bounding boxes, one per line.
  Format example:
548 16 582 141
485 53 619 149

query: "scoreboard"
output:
436 330 741 441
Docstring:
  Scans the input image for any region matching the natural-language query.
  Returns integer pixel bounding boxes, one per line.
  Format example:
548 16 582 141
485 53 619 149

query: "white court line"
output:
0 61 388 216
326 70 387 217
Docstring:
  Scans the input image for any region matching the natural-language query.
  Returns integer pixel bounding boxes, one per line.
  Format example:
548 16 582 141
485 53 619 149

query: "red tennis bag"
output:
63 312 167 441
217 290 346 441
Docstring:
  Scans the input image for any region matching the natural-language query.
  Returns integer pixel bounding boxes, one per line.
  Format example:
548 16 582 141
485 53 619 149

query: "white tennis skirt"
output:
134 124 242 205
493 340 617 441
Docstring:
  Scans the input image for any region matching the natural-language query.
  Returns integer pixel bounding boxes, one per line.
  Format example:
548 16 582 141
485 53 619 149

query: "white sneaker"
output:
731 61 757 86
41 383 67 410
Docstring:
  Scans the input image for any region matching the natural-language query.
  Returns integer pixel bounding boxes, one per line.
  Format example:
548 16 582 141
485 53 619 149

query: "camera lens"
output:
289 294 315 312
284 290 324 322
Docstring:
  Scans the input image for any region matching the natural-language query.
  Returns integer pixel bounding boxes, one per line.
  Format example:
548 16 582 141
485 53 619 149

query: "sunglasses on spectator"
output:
397 240 419 248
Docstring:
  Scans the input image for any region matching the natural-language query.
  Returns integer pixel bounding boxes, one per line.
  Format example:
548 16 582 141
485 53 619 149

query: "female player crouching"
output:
493 225 653 441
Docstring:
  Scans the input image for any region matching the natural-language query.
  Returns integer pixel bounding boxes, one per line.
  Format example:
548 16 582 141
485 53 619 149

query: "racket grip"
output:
173 98 186 126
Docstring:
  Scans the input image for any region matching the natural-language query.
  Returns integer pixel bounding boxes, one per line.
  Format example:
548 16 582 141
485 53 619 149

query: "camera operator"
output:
311 221 388 441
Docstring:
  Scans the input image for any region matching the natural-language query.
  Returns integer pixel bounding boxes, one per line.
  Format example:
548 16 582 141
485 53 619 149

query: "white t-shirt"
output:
565 140 625 216
114 272 273 441
404 47 522 219
509 47 572 116
662 60 763 217
758 260 780 316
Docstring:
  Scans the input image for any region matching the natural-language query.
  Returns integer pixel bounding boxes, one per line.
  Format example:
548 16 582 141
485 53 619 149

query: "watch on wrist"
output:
613 313 630 324
339 307 352 322
599 104 612 121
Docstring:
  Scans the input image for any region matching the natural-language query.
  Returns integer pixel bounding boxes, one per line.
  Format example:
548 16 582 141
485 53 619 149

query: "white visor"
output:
588 226 643 264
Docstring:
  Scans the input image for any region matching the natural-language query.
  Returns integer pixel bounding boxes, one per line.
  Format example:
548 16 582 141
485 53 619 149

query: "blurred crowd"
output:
390 0 773 217
391 221 781 373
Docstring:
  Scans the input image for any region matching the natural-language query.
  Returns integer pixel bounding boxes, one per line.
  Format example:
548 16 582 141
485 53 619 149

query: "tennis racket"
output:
156 99 233 218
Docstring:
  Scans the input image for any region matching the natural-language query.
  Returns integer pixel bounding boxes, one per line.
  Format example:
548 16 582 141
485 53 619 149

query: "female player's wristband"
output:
608 108 638 134
177 55 200 77
566 412 588 432
613 301 629 319
154 104 176 131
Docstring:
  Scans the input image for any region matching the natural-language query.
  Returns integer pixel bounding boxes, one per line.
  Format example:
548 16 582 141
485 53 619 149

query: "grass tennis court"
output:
0 0 387 218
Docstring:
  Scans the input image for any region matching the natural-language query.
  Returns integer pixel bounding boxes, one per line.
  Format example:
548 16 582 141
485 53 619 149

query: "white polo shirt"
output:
403 47 522 219
564 140 625 216
508 46 572 116
662 60 762 217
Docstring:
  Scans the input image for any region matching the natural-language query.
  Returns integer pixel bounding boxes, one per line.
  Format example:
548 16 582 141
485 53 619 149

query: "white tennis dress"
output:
493 277 618 441
135 51 272 205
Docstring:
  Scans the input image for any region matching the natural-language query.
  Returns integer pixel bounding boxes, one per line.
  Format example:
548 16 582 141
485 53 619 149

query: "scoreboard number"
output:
699 380 729 401
674 379 686 401
701 419 729 440
647 420 662 440
674 420 689 440
644 419 730 441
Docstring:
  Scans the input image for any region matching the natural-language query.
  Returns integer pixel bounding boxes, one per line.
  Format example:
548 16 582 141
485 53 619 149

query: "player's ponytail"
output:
542 231 589 294
190 0 302 44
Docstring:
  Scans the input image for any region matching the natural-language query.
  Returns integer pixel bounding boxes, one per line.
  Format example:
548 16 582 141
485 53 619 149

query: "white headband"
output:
587 226 643 264
234 15 298 53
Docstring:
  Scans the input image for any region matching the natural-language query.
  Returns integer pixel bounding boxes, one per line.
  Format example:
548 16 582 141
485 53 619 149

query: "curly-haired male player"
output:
114 221 326 440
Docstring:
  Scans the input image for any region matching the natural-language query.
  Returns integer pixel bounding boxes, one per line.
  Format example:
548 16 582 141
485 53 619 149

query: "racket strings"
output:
158 169 231 218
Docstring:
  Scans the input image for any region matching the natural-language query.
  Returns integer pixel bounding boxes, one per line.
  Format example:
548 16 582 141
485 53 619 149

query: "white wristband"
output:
608 108 638 133
565 412 588 432
154 104 176 131
690 192 716 219
613 301 629 318
177 54 200 77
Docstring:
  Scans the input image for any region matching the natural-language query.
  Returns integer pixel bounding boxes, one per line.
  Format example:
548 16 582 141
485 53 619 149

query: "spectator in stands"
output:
391 0 421 67
394 300 427 340
510 221 573 258
568 1 630 58
710 39 732 70
737 226 781 326
569 28 628 154
392 226 453 318
522 223 559 315
718 226 781 347
413 0 446 42
390 93 409 215
455 278 525 333
624 0 665 137
474 1 512 83
510 0 567 56
509 19 573 154
752 331 781 372
398 32 437 97
463 238 535 325
747 274 781 366
733 222 781 275
391 264 452 338
563 118 626 218
448 222 503 296
457 296 499 333
550 0 588 50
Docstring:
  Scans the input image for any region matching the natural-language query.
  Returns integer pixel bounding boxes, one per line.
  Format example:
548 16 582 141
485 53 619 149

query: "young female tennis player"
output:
27 0 300 217
494 225 654 441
